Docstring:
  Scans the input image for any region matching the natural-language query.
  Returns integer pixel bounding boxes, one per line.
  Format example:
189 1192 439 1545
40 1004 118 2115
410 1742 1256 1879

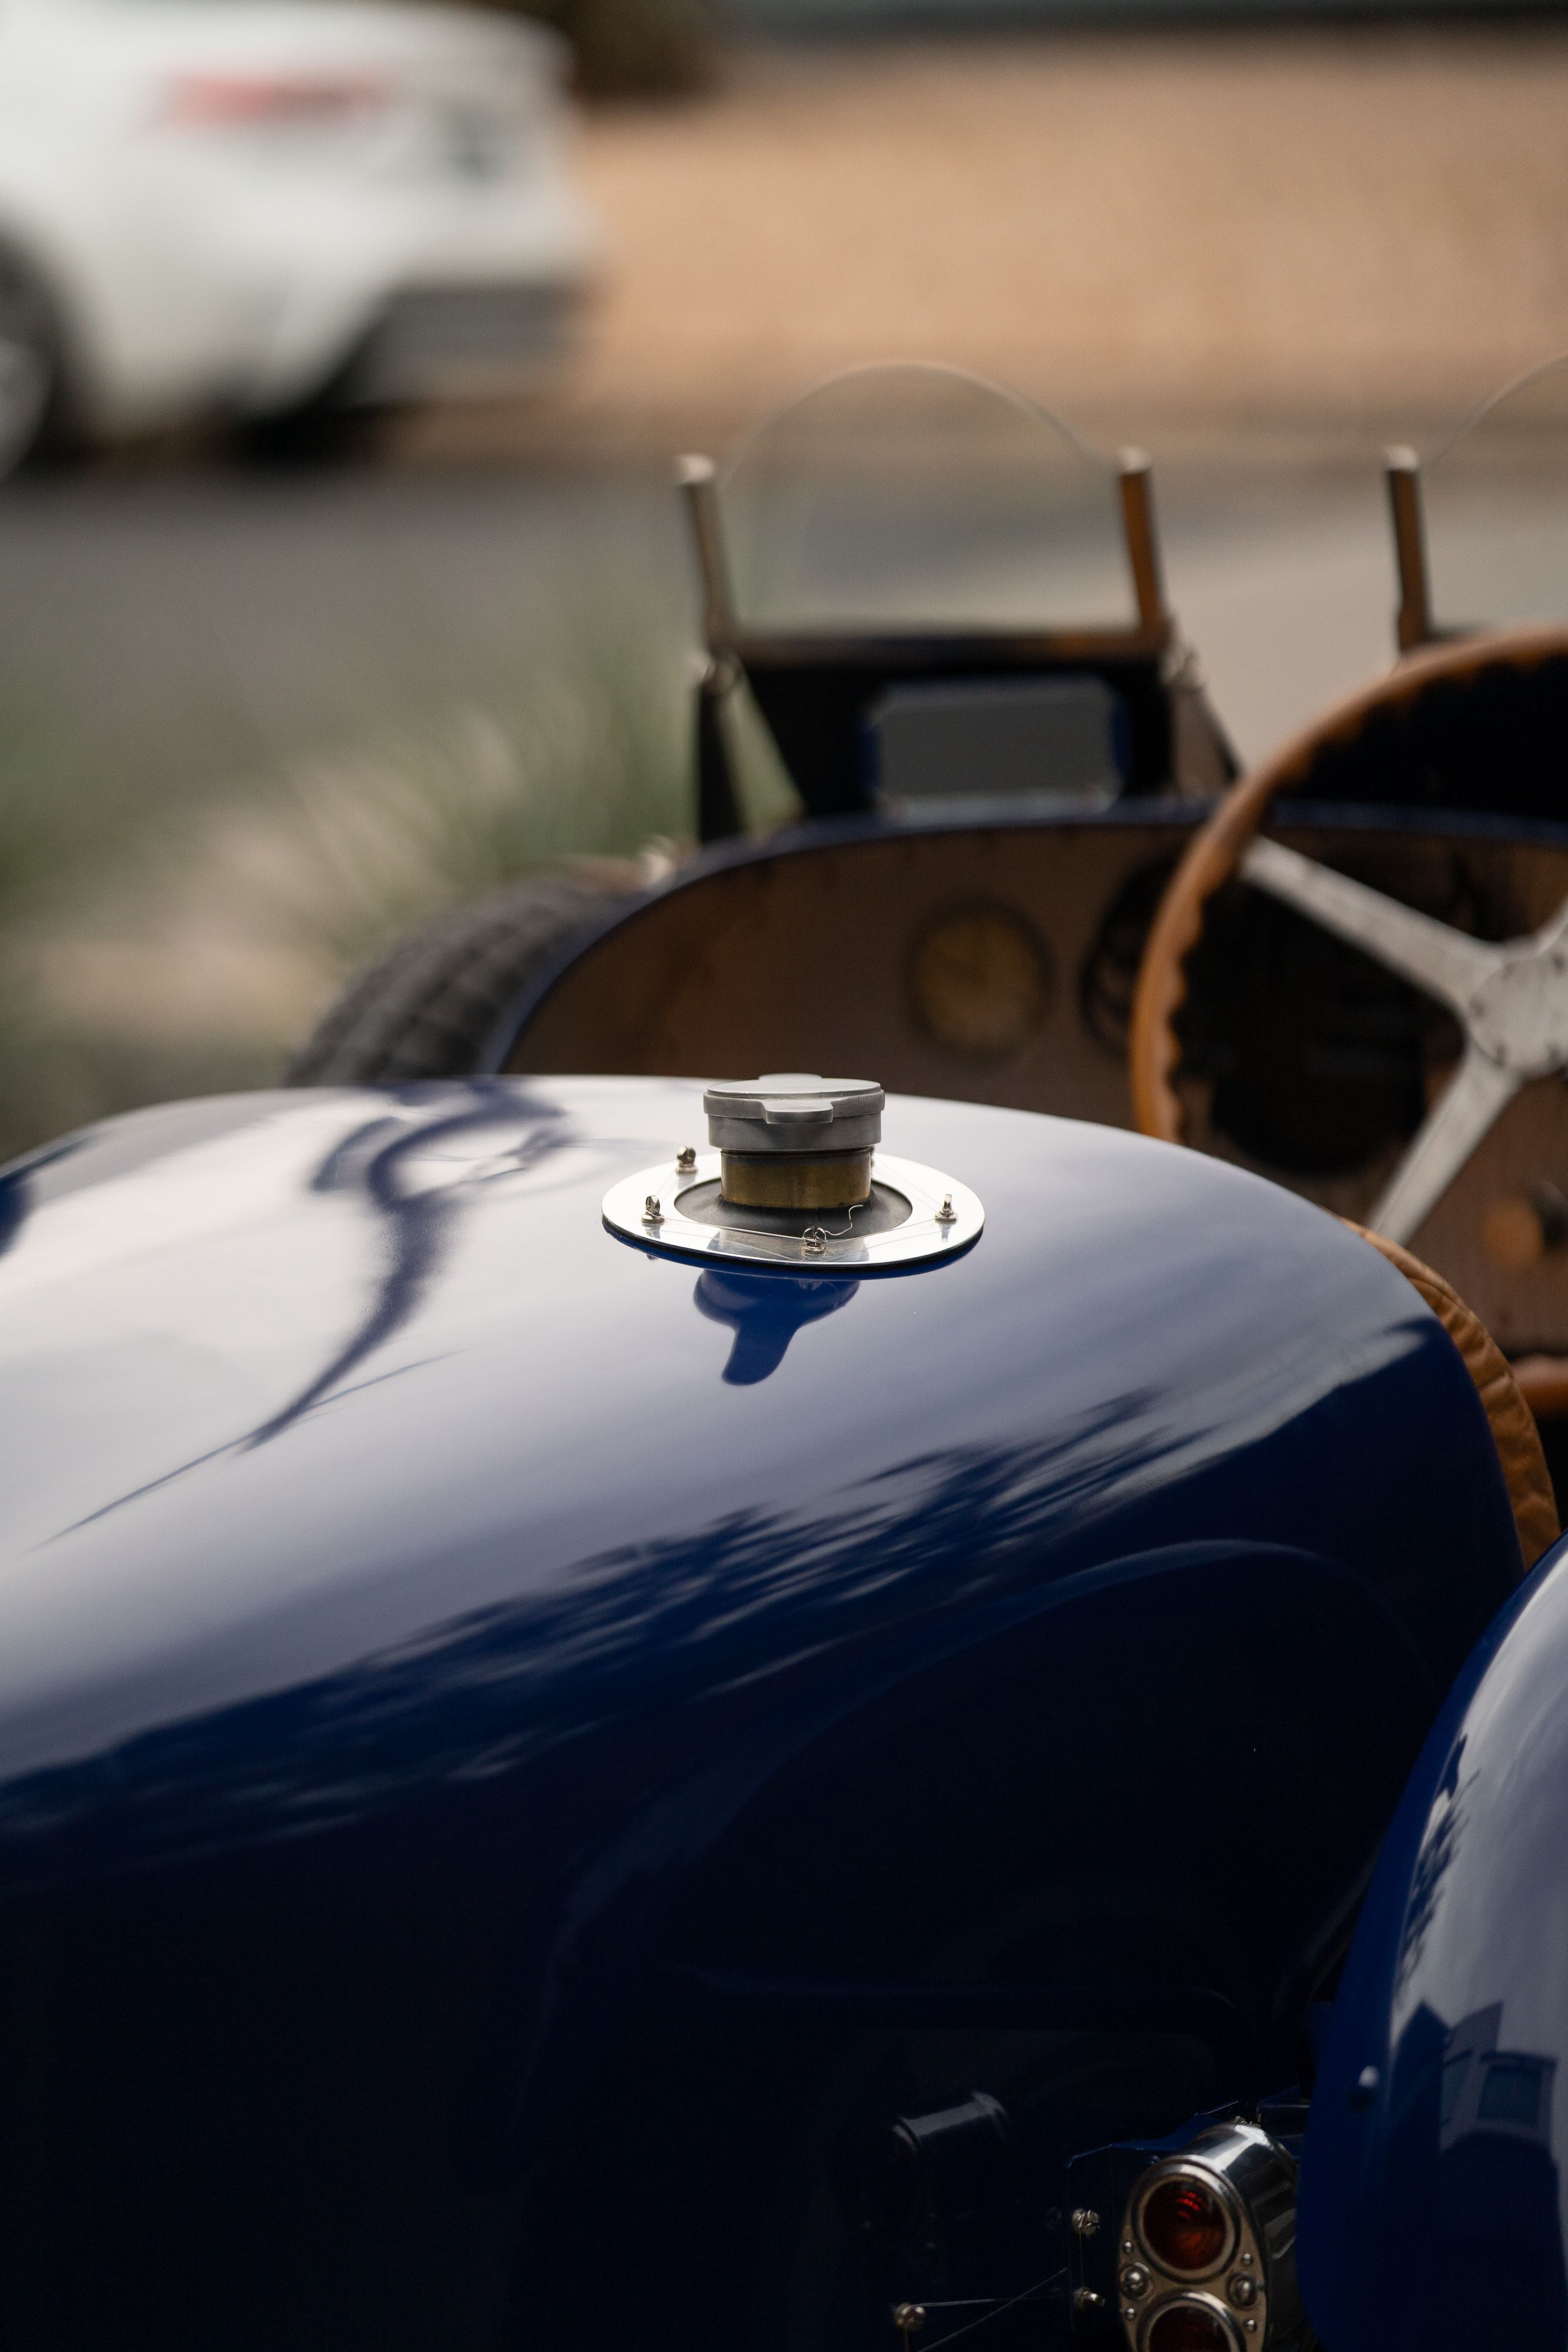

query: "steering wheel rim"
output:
1129 622 1568 1431
1129 622 1568 1144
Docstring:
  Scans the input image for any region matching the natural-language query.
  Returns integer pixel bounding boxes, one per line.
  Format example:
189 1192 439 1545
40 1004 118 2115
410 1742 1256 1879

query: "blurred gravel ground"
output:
444 24 1568 451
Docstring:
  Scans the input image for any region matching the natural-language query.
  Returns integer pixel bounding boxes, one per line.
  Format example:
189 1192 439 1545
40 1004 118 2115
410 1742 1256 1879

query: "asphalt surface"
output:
0 450 1410 816
0 459 690 816
5 439 1568 832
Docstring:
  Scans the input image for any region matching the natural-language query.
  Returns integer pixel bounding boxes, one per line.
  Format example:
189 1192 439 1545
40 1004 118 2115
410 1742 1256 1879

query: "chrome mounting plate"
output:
602 1151 983 1271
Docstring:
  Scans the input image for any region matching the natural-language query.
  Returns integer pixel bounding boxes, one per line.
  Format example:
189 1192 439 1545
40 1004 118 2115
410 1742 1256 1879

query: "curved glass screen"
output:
717 362 1135 632
1425 355 1568 630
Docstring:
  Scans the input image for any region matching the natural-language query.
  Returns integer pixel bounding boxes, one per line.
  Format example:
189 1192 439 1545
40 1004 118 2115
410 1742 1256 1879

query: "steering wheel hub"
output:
1467 945 1568 1077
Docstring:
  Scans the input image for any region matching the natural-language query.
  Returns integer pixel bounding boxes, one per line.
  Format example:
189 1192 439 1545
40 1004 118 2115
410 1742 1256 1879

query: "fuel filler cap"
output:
703 1074 885 1210
602 1074 982 1271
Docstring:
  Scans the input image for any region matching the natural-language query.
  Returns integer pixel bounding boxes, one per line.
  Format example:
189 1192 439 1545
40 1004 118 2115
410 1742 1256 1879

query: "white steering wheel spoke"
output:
1367 1044 1523 1245
1239 836 1505 1013
1232 834 1568 1242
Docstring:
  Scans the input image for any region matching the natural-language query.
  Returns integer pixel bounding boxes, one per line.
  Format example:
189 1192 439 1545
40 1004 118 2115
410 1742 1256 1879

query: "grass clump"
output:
0 619 690 1160
216 626 690 977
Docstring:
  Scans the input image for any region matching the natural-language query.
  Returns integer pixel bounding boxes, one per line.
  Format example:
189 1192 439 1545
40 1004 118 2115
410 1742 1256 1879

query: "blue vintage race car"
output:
8 361 1568 2350
0 1063 1554 2350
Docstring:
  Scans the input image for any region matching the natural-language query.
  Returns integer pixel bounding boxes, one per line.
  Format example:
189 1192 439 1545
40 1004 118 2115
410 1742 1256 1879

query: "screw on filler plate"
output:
935 1194 957 1224
643 1195 664 1224
676 1146 697 1171
1070 2209 1100 2238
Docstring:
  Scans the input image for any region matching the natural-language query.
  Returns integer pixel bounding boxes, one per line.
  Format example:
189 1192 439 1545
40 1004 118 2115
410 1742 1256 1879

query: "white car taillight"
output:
157 72 391 129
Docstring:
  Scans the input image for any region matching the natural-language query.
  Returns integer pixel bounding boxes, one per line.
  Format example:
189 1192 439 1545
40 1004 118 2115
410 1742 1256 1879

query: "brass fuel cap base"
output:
720 1149 872 1211
678 1175 910 1240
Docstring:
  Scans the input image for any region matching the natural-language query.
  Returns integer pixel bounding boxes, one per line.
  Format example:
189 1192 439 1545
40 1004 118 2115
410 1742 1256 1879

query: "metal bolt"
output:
1070 2208 1101 2238
1072 2288 1104 2313
643 1194 663 1224
1239 2252 1253 2266
1229 2275 1258 2309
935 1193 957 1224
801 1227 828 1255
1245 2324 1256 2336
1119 2266 1151 2298
676 1146 697 1171
892 2306 926 2337
1122 2240 1135 2255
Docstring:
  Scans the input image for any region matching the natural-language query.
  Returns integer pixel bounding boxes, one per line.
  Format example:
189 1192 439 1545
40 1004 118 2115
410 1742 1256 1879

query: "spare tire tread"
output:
284 870 637 1085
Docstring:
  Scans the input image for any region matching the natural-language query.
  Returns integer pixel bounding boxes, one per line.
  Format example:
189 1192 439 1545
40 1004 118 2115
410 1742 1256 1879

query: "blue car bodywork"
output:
1300 1529 1568 2352
0 1073 1530 2347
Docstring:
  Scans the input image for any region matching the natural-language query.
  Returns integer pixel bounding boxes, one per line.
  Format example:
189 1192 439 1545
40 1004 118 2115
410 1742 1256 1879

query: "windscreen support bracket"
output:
1386 445 1436 652
1118 448 1171 638
677 452 736 646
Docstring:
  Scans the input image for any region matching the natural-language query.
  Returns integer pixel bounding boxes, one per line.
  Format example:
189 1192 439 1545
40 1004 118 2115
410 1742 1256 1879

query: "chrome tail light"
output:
1116 2123 1309 2350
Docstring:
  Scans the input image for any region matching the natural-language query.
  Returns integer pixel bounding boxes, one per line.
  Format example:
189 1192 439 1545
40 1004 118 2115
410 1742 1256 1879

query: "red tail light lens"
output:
161 74 389 128
1148 2304 1235 2352
1141 2174 1230 2271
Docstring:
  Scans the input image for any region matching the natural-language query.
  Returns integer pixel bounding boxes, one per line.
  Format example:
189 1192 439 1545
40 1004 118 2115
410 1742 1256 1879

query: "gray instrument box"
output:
868 673 1125 807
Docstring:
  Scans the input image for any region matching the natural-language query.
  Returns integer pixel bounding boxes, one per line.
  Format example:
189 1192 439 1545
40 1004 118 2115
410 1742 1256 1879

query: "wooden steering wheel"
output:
1129 624 1568 1421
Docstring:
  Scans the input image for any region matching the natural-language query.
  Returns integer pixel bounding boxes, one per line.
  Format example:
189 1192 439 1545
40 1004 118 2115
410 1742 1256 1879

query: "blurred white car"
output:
0 0 601 471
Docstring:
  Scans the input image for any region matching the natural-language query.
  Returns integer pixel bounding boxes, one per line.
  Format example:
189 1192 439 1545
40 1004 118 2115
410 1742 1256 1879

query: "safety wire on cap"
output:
891 2267 1066 2346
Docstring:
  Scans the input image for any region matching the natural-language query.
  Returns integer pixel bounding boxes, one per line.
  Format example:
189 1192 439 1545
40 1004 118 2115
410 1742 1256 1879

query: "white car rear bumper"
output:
347 277 583 402
219 169 602 416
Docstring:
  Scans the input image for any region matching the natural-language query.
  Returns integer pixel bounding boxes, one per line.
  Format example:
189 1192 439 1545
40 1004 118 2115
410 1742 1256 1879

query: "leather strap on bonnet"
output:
1348 1222 1559 1573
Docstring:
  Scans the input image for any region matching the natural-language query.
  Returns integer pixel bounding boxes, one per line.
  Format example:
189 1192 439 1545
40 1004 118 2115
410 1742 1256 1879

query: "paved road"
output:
0 460 691 817
6 437 1568 839
0 450 1410 821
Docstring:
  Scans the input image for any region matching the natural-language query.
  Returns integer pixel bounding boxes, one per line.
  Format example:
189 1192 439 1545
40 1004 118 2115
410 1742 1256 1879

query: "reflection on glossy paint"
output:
1385 1997 1568 2347
0 1422 1182 1862
0 1134 85 1261
692 1270 859 1384
1395 1736 1470 1999
249 1090 573 1444
1300 1536 1568 2352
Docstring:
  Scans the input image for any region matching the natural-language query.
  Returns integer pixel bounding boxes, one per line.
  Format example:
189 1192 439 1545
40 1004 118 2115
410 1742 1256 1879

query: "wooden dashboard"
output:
503 811 1568 1357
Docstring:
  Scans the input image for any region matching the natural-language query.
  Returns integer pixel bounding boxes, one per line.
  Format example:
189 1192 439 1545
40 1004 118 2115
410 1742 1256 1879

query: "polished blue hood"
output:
0 1077 1522 1880
1299 1531 1568 2352
0 1076 1532 2351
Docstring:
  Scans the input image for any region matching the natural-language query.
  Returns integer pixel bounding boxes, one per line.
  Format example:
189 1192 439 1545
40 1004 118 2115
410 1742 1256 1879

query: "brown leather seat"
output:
1348 1222 1559 1572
